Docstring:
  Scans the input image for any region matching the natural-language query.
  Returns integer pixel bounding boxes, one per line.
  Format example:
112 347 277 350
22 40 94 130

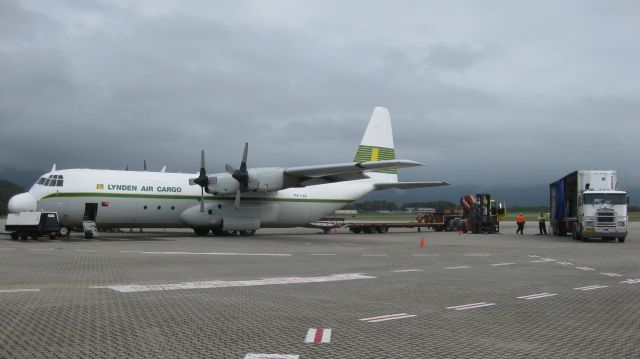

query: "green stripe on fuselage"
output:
41 192 352 204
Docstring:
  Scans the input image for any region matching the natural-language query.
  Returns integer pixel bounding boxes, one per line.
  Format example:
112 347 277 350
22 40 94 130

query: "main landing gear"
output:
193 227 257 237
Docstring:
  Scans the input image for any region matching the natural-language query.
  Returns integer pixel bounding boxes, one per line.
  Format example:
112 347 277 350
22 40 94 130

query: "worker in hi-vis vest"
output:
537 212 547 235
516 213 526 235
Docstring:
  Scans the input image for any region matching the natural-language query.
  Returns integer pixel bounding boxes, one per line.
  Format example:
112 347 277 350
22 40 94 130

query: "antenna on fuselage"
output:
125 164 129 171
143 160 147 171
161 166 166 173
51 163 56 172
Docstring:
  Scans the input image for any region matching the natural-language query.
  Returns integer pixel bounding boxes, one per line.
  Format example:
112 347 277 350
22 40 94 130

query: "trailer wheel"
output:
352 228 362 234
20 234 27 240
618 237 626 243
376 226 388 234
10 233 18 241
59 226 70 237
239 230 256 236
363 226 376 234
29 233 39 241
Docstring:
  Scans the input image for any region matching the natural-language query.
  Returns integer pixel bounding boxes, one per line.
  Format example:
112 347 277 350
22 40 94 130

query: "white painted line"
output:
600 273 623 277
576 267 595 271
119 250 139 253
244 354 299 359
413 253 439 256
362 254 387 257
359 313 417 323
517 293 558 300
528 255 540 258
309 254 336 256
530 259 555 263
0 289 41 293
94 273 376 293
32 248 54 251
464 253 491 256
491 263 515 266
0 248 16 250
540 258 556 261
574 285 608 291
557 262 573 265
305 328 331 344
390 269 423 273
75 249 99 252
445 266 470 270
621 279 640 284
446 302 496 310
139 251 292 256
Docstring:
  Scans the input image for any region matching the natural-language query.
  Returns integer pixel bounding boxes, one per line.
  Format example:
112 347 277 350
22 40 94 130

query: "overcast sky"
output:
1 0 639 191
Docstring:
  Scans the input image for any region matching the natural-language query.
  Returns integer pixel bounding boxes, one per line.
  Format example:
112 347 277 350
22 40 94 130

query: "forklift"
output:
461 193 507 234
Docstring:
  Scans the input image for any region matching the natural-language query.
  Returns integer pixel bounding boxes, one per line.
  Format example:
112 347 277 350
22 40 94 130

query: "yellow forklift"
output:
461 193 507 234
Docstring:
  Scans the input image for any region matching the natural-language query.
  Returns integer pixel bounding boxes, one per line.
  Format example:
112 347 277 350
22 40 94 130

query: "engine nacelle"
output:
207 173 239 195
247 167 285 192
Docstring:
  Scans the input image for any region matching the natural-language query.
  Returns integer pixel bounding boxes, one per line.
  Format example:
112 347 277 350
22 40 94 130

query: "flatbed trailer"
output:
346 214 463 234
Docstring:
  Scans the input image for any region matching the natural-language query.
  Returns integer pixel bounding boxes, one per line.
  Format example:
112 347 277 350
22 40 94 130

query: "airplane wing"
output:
374 181 450 190
283 159 423 186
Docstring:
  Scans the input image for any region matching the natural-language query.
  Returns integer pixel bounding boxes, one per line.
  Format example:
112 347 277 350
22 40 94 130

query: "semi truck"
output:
550 170 628 242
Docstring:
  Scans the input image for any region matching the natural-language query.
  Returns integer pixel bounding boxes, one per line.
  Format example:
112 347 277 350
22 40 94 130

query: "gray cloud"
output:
1 0 639 200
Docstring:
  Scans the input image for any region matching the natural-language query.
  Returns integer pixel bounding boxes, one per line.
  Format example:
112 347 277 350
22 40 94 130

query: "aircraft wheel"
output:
10 233 19 240
29 233 39 241
239 230 256 236
84 231 94 240
59 226 70 237
193 227 210 236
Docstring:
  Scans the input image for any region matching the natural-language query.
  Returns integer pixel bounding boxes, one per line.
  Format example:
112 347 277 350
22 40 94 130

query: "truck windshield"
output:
583 193 627 205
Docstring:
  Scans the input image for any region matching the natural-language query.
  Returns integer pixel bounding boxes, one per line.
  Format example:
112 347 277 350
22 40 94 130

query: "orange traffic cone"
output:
420 237 425 249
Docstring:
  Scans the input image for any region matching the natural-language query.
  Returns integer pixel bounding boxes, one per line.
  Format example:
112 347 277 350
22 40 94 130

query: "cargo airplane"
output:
8 107 448 236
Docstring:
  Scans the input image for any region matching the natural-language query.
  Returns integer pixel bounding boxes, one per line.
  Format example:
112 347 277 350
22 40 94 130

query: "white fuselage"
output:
23 169 375 229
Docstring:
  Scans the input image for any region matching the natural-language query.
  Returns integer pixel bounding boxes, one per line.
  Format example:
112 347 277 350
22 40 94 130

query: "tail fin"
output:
353 107 398 183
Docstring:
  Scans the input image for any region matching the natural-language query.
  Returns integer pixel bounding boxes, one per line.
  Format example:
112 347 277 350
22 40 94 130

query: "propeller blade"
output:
199 150 206 177
240 142 248 171
225 164 236 174
234 190 241 209
144 160 147 171
200 187 204 212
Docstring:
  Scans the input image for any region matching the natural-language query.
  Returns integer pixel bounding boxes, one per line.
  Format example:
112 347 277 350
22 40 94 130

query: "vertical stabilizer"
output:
353 107 398 183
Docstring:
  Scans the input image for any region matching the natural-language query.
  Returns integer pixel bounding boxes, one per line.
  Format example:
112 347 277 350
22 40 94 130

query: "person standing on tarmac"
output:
537 212 547 235
516 213 526 235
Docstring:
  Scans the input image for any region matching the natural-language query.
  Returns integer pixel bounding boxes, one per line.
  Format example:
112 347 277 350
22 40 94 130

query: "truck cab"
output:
577 190 628 241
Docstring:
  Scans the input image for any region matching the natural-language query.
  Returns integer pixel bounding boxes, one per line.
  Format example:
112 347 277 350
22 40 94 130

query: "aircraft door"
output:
83 203 98 221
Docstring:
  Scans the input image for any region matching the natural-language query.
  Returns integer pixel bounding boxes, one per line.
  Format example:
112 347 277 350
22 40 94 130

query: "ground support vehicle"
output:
5 212 61 240
550 170 628 242
460 193 506 234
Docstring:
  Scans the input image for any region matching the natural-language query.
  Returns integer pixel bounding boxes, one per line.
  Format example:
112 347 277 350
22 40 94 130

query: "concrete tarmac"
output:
1 222 639 358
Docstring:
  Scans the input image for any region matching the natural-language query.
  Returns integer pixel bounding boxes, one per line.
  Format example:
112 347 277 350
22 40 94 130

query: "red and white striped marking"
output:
600 272 623 277
517 293 557 300
491 262 515 266
305 328 331 344
244 354 298 359
359 313 417 323
576 267 595 271
621 278 640 284
574 284 608 291
446 302 496 311
445 266 470 270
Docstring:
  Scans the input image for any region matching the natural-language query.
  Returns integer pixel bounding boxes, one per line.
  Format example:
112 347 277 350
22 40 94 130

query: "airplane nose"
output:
8 192 38 213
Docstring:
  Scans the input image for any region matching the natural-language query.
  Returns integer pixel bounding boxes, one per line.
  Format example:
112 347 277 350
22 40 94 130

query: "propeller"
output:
190 150 210 212
226 142 249 209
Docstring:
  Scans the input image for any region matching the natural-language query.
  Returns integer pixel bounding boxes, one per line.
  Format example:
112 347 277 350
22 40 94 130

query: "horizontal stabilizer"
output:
374 181 449 190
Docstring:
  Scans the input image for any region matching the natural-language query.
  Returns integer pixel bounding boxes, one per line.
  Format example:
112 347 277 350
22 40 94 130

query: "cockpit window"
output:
43 176 52 186
40 175 64 187
37 177 46 185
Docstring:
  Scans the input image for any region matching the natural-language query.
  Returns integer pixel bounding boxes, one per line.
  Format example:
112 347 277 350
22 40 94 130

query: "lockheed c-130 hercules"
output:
8 107 448 237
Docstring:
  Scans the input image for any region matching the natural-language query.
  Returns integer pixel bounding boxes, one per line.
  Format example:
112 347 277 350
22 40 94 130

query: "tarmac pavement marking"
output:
359 313 417 323
576 267 596 271
445 266 470 270
91 273 376 293
531 259 555 263
446 302 496 310
557 262 573 265
31 248 54 251
517 293 558 300
244 354 299 359
574 285 608 291
75 249 99 252
309 253 336 256
138 251 292 256
600 272 623 277
305 328 331 344
0 248 16 250
464 253 491 256
528 255 540 258
362 254 387 257
620 279 640 284
491 263 515 266
413 253 439 256
390 269 423 273
0 288 41 293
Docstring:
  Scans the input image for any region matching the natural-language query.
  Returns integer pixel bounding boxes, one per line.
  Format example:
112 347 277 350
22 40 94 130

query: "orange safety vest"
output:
516 214 525 223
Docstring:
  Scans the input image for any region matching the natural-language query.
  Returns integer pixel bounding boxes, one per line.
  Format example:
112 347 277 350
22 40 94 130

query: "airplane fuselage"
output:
26 169 373 229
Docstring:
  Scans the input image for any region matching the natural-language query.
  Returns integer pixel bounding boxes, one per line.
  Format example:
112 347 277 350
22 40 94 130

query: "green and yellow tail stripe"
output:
353 145 397 174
